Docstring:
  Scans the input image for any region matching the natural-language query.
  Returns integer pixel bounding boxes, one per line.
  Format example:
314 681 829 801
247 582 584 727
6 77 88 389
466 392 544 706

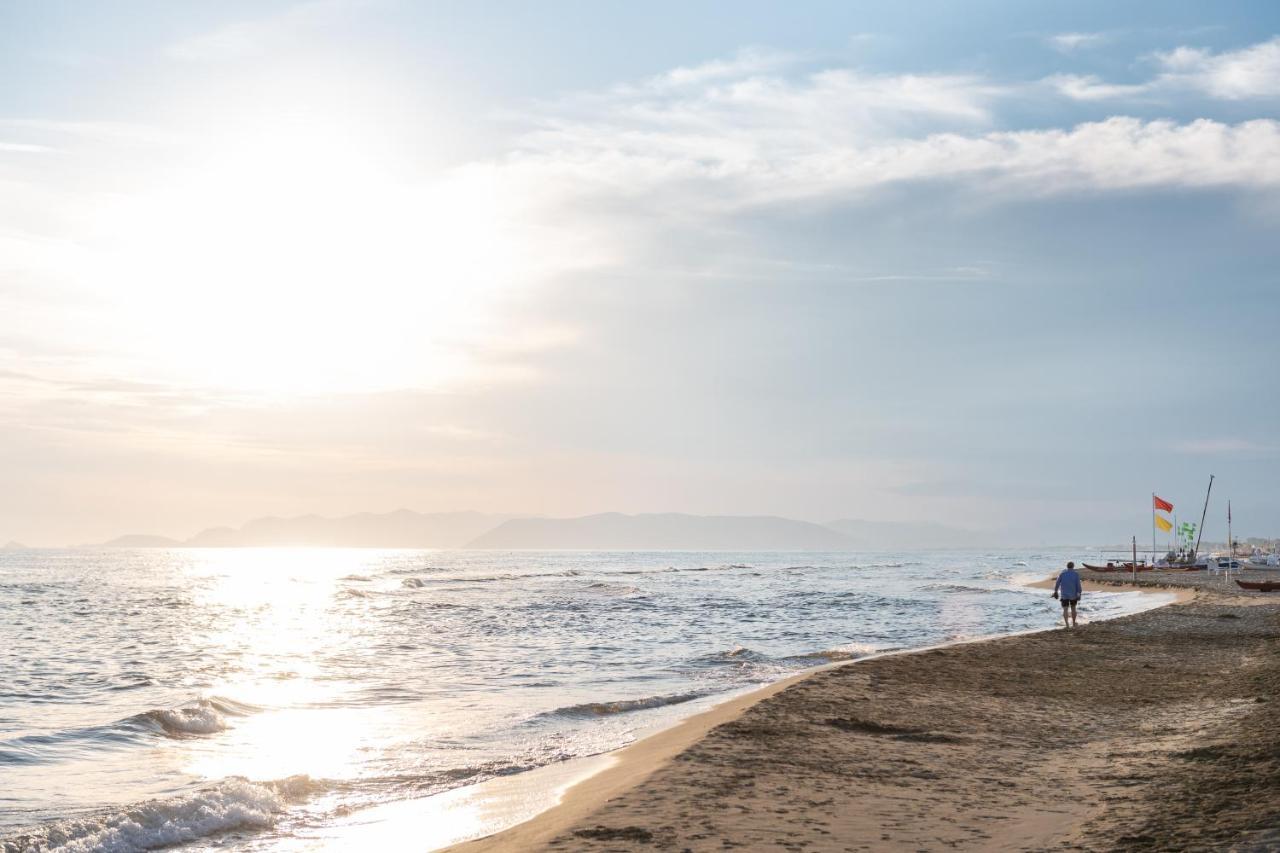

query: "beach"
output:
455 574 1280 851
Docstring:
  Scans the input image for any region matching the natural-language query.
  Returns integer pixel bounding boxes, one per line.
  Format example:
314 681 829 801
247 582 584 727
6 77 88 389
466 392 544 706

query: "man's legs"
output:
1062 603 1070 628
1069 600 1078 627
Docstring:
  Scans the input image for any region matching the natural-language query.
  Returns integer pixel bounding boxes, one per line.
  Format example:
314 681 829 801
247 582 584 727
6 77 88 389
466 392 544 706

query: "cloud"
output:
0 142 52 154
1153 37 1280 99
166 0 365 62
1169 438 1275 455
1047 32 1107 53
497 50 1280 223
644 47 796 91
1045 74 1150 101
1052 36 1280 102
0 118 182 146
511 106 1280 214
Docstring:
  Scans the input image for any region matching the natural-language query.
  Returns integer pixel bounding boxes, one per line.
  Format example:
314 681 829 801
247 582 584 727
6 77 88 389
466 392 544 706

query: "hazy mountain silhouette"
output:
92 510 989 550
98 534 183 547
103 510 513 548
466 512 855 550
2 540 27 550
823 518 986 550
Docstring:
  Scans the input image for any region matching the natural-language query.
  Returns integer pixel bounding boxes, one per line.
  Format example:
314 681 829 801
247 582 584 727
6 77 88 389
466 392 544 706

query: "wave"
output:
919 583 993 595
690 645 774 666
1 775 322 853
0 698 259 765
583 582 642 596
794 642 890 663
541 691 706 720
132 697 253 737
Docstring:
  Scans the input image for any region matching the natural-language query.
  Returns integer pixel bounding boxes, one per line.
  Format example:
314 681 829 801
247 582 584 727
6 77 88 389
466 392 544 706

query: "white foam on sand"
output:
282 754 615 851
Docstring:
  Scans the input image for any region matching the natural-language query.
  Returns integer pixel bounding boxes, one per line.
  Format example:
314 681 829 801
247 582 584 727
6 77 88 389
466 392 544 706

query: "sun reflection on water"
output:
174 549 416 785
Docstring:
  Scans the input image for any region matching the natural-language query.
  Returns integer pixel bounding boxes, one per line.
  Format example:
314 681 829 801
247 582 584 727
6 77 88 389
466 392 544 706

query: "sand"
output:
451 573 1280 851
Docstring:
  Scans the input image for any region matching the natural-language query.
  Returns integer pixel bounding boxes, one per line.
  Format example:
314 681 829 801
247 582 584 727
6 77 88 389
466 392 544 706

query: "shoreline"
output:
445 577 1187 851
487 572 1280 850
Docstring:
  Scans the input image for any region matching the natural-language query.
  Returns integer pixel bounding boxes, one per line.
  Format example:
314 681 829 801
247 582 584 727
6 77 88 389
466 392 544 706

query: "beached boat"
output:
1236 579 1280 592
1084 563 1154 572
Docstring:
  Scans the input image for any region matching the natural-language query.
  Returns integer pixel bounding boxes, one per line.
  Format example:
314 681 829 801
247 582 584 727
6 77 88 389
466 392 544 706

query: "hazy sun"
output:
93 120 526 395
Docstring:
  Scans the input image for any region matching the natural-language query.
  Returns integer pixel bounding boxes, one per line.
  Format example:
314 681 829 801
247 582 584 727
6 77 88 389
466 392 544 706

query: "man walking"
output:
1052 561 1083 628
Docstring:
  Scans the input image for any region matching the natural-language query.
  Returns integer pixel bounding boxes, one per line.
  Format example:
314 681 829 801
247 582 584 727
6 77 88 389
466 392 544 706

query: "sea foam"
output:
1 775 321 853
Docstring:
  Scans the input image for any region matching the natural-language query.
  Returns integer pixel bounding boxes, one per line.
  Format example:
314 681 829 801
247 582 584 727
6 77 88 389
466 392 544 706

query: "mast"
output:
1151 493 1156 566
1193 474 1214 561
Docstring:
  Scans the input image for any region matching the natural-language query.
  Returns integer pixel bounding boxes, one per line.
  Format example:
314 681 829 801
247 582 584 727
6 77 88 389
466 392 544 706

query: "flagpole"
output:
1151 493 1156 564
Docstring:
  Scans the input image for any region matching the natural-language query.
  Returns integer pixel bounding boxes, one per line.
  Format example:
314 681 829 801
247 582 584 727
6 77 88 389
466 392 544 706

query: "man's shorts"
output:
1061 598 1079 608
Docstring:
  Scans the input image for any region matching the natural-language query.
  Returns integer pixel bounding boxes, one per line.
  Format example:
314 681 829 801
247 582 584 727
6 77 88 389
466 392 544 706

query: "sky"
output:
2 0 1279 546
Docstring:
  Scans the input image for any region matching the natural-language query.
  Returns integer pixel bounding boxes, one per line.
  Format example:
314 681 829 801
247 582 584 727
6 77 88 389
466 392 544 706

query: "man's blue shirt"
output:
1054 569 1082 600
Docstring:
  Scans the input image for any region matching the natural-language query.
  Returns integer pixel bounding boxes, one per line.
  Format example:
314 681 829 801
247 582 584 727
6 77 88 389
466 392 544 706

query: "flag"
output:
1155 514 1172 532
1178 521 1197 543
1153 495 1173 512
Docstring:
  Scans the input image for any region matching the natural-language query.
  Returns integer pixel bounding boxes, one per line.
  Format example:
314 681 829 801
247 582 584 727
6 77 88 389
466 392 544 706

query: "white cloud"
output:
1153 37 1280 99
1052 36 1280 102
505 53 1280 214
0 118 181 146
0 141 51 153
1048 32 1106 53
645 47 795 90
511 77 1280 212
1045 74 1150 101
166 0 364 62
1170 438 1275 454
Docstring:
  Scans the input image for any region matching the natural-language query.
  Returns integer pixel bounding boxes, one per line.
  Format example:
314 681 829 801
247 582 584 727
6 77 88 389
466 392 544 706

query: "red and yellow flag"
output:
1153 495 1173 512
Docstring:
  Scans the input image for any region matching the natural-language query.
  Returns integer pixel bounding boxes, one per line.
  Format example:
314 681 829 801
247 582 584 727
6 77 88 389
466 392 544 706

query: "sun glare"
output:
93 120 527 395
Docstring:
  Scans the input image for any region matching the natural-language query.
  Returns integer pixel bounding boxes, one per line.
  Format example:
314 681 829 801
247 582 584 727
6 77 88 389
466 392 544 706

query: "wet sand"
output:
453 574 1280 851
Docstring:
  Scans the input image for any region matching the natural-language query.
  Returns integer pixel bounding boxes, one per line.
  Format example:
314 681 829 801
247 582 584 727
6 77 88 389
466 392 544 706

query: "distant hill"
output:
187 509 510 548
2 540 27 550
99 534 183 548
823 518 986 550
90 510 993 551
98 510 513 548
466 512 854 551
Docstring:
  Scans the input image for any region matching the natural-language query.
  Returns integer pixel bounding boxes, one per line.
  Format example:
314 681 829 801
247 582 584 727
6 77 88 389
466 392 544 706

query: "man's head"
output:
1067 561 1075 570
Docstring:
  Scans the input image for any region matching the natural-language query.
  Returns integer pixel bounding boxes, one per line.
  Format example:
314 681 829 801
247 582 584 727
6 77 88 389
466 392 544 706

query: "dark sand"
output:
457 573 1280 851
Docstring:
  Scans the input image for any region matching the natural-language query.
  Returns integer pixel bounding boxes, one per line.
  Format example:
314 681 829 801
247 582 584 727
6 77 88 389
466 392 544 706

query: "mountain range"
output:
91 509 987 551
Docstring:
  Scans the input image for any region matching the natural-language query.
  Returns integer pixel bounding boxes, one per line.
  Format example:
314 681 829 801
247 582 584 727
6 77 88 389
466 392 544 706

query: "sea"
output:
0 548 1172 852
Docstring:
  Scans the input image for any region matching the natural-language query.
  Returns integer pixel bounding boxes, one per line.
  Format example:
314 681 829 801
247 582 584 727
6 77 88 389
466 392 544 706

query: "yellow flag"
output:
1155 514 1173 532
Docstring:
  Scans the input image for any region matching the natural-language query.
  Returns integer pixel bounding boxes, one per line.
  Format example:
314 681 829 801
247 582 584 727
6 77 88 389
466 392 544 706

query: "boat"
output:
1236 579 1280 592
1243 554 1280 571
1083 562 1154 572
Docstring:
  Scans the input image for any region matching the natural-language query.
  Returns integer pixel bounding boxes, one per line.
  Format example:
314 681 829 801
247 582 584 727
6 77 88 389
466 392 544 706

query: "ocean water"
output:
0 548 1167 851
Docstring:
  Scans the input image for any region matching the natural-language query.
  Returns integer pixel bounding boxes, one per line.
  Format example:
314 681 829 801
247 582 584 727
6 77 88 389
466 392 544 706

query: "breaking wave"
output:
795 642 890 663
0 775 323 853
541 691 707 719
919 583 994 595
0 698 257 766
135 697 257 738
